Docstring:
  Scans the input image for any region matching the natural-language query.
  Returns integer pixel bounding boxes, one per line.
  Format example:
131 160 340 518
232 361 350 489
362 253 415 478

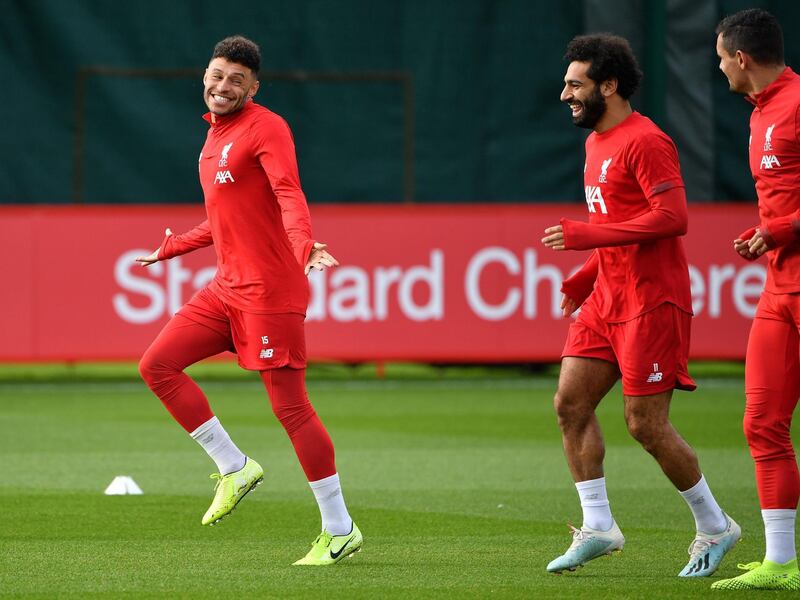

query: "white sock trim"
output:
763 509 797 524
678 475 706 497
309 472 340 489
190 416 219 439
575 477 610 506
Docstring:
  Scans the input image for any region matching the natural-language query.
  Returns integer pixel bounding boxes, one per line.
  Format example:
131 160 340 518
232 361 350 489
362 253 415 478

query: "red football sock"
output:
260 367 336 481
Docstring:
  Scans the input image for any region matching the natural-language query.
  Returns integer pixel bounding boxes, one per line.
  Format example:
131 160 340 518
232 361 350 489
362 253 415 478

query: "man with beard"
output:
135 36 362 565
541 34 739 576
711 9 800 591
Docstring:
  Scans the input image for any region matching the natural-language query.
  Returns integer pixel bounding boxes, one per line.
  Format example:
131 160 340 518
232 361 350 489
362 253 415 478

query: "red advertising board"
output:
2 204 762 362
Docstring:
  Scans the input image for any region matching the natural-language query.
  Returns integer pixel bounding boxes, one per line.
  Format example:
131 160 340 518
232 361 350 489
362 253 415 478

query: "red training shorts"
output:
177 287 307 371
562 301 696 396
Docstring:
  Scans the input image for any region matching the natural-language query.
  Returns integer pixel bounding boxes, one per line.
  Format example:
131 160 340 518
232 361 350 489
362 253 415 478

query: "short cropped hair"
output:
564 34 642 100
716 9 783 66
211 35 261 74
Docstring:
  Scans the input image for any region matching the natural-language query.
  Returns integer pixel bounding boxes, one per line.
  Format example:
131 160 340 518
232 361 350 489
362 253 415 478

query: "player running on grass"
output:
135 35 361 566
711 9 800 591
541 33 740 577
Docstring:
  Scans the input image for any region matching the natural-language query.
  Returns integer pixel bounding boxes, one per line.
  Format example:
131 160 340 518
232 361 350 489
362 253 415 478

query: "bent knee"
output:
744 413 793 454
138 354 156 383
138 352 176 387
553 390 593 429
625 417 662 449
273 403 317 436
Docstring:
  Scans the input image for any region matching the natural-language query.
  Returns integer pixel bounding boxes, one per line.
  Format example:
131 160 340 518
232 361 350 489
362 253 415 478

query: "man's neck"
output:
594 102 633 134
748 64 787 97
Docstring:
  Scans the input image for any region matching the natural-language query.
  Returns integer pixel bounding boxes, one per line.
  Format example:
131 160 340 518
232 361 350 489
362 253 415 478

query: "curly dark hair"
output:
211 35 261 74
564 34 642 100
716 9 784 66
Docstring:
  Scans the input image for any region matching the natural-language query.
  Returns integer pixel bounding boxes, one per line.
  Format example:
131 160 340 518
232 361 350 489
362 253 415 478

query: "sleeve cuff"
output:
560 218 588 251
298 239 316 267
761 217 800 249
156 233 173 260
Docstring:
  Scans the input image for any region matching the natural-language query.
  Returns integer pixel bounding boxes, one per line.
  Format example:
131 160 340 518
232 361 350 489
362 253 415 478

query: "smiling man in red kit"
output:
541 33 739 578
135 35 362 566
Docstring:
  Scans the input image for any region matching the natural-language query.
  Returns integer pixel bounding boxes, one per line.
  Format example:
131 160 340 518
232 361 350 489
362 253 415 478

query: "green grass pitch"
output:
0 367 793 598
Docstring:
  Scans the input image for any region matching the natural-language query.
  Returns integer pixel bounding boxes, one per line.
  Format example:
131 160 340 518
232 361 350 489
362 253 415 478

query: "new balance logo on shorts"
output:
647 363 663 383
259 335 274 360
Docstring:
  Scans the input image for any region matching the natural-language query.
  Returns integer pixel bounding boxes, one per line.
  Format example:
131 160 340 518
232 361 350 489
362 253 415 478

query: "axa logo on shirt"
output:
584 185 608 214
214 170 235 184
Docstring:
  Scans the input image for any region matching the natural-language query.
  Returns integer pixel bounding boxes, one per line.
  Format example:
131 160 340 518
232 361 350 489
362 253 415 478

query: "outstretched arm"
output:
542 185 688 251
135 220 213 266
544 130 687 252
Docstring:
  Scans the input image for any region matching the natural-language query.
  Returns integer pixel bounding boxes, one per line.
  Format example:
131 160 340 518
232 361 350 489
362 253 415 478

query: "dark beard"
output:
571 87 607 129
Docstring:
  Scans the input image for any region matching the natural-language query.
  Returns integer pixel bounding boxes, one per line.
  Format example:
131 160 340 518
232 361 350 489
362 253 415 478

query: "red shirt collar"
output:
746 67 796 108
203 98 255 126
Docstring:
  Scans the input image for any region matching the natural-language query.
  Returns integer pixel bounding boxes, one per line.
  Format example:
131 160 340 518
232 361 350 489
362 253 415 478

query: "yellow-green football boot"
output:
201 457 263 526
711 559 800 590
293 522 363 565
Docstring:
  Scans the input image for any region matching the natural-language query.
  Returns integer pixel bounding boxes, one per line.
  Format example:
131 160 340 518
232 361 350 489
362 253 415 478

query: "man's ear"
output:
248 79 260 99
601 78 618 97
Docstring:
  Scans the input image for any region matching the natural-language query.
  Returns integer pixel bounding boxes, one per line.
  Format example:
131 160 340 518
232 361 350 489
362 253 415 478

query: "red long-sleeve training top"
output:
559 112 693 322
746 67 800 293
158 100 314 315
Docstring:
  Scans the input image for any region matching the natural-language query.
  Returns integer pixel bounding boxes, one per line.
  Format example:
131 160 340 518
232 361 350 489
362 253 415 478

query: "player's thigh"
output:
229 311 307 371
141 313 233 371
557 356 620 414
622 389 674 434
746 312 800 419
142 287 234 370
617 304 695 396
559 315 620 409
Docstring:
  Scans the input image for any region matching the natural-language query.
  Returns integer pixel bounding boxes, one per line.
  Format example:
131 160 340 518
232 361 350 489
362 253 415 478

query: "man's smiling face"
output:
203 57 259 116
560 61 608 130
